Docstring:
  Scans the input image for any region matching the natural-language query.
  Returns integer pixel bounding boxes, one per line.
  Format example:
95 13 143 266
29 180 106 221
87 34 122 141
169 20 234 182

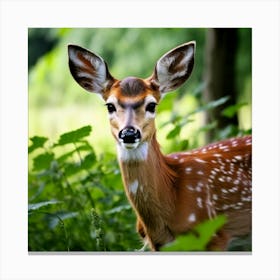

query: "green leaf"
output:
105 204 131 215
33 152 54 171
195 215 227 246
63 162 81 177
28 136 48 153
192 96 230 116
197 121 217 133
28 200 62 212
55 126 92 146
179 139 189 150
204 96 230 110
56 149 76 163
222 102 247 118
56 143 93 163
49 211 79 229
161 215 227 251
166 125 181 139
80 153 96 169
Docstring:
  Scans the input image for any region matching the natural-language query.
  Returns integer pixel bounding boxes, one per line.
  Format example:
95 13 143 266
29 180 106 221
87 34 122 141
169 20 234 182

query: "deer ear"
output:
68 45 115 96
151 41 195 94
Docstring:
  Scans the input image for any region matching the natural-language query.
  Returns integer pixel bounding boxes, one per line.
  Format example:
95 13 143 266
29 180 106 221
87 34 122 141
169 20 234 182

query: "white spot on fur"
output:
234 155 242 160
213 153 222 157
231 140 238 147
210 170 217 175
197 197 203 208
218 176 225 182
185 167 192 173
219 145 229 150
212 194 218 200
188 213 196 223
187 185 195 191
245 138 252 145
129 180 139 194
226 176 232 182
194 158 207 163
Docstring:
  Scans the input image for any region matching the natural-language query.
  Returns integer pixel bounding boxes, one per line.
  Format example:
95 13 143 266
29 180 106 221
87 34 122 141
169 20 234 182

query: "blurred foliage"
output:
28 28 252 251
28 28 58 69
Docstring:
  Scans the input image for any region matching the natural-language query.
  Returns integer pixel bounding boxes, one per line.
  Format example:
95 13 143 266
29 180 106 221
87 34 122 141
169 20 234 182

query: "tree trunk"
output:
203 28 238 142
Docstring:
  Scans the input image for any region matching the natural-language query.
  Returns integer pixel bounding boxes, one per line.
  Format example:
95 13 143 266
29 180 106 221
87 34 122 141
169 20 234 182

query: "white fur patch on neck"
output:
117 142 148 162
129 180 139 195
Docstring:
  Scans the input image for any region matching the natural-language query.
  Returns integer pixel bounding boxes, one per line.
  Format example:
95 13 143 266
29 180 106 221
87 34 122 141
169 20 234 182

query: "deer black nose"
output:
118 126 141 144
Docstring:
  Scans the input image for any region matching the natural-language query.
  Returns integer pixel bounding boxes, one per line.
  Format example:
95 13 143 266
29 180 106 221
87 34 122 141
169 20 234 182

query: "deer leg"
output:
207 229 231 251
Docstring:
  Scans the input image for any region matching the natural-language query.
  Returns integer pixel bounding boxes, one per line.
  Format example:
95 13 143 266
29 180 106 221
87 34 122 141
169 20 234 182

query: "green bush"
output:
28 126 141 251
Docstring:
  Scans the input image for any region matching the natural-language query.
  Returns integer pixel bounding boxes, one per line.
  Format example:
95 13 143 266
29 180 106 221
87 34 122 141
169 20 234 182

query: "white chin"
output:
117 141 148 162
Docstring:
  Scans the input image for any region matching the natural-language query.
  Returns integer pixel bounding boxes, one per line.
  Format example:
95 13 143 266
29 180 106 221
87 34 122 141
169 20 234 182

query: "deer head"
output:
68 42 195 158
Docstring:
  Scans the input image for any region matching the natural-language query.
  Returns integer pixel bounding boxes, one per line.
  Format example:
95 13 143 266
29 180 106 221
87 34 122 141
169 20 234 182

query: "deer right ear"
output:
68 45 115 96
150 41 195 94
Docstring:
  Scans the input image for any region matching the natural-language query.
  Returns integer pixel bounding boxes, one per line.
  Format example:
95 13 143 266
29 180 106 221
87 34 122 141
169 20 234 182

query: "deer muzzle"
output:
118 126 141 149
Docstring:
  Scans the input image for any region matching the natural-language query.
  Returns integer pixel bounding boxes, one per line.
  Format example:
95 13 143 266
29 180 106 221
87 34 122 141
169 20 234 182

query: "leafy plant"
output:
28 125 141 251
161 215 226 251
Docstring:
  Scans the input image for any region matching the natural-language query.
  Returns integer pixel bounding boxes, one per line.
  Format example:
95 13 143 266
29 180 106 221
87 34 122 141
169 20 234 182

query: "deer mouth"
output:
119 138 141 150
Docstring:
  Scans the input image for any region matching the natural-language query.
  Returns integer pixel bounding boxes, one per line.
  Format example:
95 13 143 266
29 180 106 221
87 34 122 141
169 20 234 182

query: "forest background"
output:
28 28 251 251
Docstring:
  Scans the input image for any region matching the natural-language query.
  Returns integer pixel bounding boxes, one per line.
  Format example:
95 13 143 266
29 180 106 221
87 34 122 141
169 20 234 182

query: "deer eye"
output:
106 103 116 113
145 102 157 113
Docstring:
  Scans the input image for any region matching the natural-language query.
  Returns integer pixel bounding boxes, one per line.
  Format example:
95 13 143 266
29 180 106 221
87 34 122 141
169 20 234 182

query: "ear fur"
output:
68 45 115 96
150 41 195 94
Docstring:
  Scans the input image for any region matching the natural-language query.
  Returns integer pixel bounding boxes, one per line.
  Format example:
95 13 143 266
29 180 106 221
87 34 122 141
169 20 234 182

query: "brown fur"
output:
120 137 251 250
119 135 251 250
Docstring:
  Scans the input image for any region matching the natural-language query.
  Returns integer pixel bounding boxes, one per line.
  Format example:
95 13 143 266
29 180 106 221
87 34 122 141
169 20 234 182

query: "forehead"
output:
120 77 147 97
108 77 160 102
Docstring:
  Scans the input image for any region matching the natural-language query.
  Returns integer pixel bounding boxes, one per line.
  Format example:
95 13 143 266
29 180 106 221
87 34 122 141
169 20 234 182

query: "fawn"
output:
68 41 252 251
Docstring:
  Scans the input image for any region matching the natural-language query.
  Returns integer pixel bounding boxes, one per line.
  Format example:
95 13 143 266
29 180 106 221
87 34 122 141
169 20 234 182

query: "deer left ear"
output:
68 44 115 97
150 41 195 94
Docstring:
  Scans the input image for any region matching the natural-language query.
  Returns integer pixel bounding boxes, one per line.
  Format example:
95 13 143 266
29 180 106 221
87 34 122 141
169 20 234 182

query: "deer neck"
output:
117 135 177 221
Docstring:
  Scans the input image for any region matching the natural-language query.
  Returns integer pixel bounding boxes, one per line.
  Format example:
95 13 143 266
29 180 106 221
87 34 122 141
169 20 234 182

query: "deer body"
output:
68 42 252 251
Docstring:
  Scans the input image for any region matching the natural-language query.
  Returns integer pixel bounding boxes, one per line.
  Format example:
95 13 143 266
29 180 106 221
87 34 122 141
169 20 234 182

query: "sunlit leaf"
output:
55 126 92 146
33 152 54 171
166 125 181 139
28 136 48 153
179 139 189 150
222 102 247 118
80 153 96 169
63 162 81 177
